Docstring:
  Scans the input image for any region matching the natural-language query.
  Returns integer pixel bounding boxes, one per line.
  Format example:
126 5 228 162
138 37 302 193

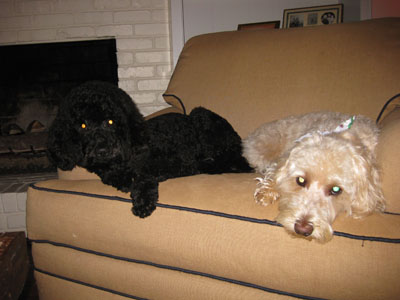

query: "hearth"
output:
0 39 118 175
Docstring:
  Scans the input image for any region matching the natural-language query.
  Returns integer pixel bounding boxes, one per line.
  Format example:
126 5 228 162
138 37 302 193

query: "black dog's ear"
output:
111 82 147 145
47 117 82 171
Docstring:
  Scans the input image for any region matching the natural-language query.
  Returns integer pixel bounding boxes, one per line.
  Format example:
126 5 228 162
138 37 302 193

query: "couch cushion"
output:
164 18 400 138
27 174 400 300
57 167 98 180
32 243 288 300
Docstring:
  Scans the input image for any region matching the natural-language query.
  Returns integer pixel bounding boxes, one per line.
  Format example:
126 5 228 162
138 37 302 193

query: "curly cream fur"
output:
243 111 385 243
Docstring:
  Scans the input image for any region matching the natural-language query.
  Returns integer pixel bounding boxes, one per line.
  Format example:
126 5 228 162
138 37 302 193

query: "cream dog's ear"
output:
350 154 385 218
340 118 379 154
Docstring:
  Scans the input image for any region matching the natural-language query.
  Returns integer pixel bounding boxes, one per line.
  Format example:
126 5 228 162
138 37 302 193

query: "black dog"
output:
47 81 251 217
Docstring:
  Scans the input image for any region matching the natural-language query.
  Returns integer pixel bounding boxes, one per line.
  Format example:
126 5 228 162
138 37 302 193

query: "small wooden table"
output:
0 232 29 300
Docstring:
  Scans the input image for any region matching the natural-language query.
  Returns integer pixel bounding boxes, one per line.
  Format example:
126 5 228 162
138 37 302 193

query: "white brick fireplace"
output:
0 0 173 116
0 0 173 233
0 173 57 232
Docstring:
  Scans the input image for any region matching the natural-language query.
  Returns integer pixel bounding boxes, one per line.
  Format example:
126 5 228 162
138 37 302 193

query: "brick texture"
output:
0 0 172 116
0 174 57 233
0 192 27 232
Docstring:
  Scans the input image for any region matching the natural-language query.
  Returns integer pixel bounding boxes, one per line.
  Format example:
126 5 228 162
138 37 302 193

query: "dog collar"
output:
296 115 355 142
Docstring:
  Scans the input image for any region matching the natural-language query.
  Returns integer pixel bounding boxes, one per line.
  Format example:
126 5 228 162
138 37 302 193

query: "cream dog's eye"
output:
296 176 307 187
330 186 342 196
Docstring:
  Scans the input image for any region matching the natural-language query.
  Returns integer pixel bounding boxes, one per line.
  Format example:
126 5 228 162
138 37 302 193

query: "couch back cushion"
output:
164 18 400 138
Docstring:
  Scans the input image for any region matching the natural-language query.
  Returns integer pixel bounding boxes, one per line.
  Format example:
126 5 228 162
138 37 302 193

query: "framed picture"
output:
282 4 343 28
238 20 280 31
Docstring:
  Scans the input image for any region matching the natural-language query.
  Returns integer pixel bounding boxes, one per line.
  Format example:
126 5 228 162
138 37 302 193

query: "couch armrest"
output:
144 106 183 120
57 167 99 180
377 106 400 213
27 174 400 300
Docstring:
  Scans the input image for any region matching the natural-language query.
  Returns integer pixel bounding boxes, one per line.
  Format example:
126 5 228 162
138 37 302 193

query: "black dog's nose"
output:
294 220 314 237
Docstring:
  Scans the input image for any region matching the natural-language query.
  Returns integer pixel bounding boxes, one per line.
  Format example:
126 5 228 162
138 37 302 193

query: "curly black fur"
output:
47 81 252 217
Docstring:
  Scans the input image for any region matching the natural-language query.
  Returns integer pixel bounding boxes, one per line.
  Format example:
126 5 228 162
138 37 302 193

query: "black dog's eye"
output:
81 123 87 129
329 186 342 196
296 176 307 187
107 119 113 126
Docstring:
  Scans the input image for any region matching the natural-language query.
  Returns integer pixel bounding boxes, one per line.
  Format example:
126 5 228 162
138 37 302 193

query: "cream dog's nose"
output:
294 220 314 236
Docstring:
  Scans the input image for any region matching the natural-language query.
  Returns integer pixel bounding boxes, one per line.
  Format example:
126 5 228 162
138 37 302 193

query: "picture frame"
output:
282 4 343 28
237 20 280 31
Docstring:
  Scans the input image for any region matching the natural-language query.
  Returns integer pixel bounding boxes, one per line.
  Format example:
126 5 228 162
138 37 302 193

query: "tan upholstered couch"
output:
27 18 400 300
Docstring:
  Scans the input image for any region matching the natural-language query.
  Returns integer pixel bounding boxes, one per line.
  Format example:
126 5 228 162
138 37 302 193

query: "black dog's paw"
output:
130 178 159 218
120 186 130 193
131 202 156 218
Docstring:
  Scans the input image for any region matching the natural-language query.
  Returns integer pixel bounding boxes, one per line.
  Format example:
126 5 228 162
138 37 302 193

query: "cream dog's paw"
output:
254 176 279 206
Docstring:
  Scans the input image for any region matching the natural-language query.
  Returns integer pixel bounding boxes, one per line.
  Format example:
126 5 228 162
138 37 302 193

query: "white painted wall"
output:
171 0 338 66
170 0 370 67
183 0 338 41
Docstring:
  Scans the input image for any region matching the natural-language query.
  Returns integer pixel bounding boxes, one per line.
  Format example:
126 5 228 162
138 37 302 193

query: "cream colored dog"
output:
243 111 385 243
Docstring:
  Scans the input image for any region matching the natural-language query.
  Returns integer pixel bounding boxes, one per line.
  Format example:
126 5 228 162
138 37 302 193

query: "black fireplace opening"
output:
0 39 118 175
